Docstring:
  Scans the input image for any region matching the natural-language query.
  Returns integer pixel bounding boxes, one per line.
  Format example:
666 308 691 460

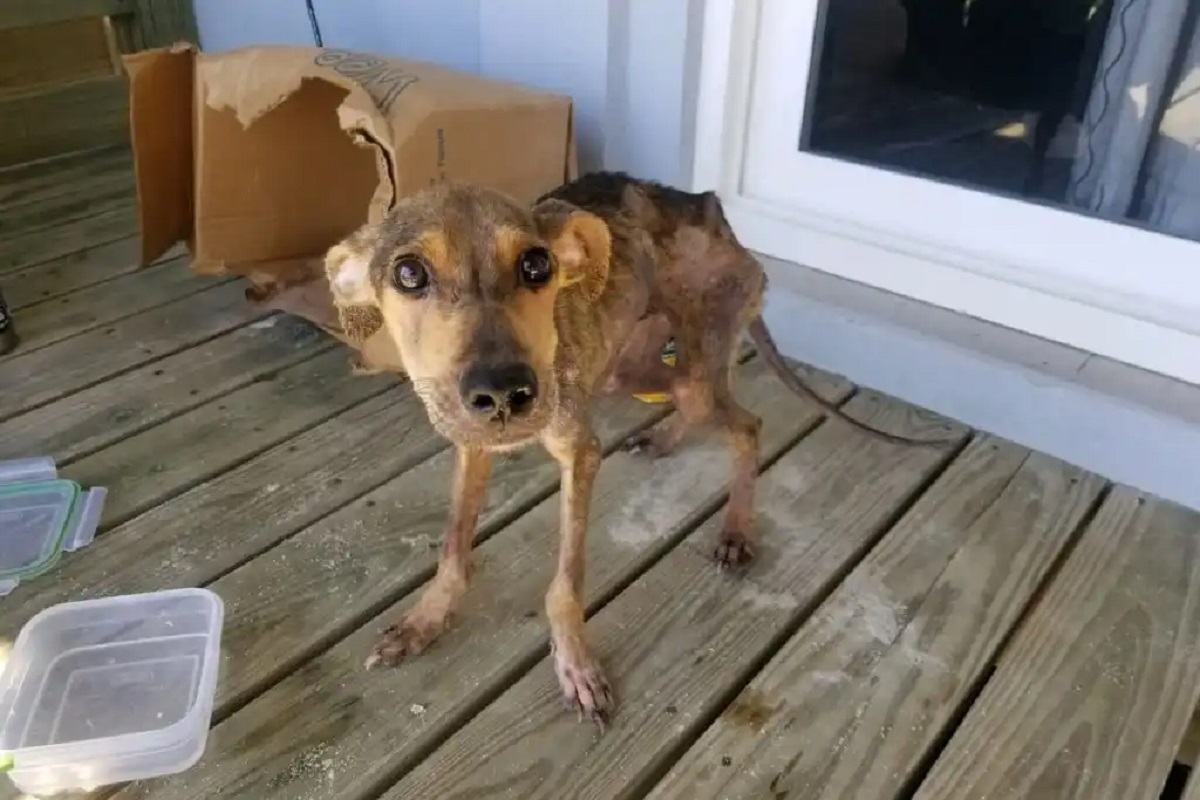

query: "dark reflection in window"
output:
804 0 1200 244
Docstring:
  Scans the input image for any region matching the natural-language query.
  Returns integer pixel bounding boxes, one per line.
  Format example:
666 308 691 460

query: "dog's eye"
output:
393 256 429 294
517 247 553 287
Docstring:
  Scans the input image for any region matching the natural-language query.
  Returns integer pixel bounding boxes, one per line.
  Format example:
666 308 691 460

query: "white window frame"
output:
688 0 1200 385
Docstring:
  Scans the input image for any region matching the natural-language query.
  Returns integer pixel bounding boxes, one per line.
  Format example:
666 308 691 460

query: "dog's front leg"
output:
367 444 493 668
542 428 614 728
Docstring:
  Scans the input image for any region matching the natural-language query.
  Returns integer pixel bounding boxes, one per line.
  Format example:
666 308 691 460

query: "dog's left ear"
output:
532 198 611 301
324 224 385 343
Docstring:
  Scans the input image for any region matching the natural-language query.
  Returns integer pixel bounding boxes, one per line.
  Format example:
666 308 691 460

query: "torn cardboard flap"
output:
124 44 195 267
124 44 577 374
195 46 400 228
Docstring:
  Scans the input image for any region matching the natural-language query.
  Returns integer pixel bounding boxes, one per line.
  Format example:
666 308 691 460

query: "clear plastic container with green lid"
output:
0 457 107 595
0 460 224 795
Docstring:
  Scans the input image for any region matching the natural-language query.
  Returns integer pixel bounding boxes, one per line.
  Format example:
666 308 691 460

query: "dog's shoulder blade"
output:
539 171 638 213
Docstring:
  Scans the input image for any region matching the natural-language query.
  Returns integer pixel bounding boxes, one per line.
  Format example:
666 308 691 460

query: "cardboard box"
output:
123 44 577 372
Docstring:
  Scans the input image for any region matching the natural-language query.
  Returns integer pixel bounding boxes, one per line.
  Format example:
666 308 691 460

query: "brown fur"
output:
326 173 953 728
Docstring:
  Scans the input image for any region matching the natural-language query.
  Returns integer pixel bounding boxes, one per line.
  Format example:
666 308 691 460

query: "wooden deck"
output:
2 148 1200 800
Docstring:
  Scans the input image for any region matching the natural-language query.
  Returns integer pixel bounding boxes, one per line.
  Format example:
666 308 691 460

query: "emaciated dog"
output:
324 172 951 727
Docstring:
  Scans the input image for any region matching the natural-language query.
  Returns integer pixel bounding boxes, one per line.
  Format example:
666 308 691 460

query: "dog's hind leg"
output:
709 375 763 568
632 322 764 566
680 310 764 566
622 323 708 458
648 364 762 566
622 407 692 459
542 424 614 728
366 445 492 668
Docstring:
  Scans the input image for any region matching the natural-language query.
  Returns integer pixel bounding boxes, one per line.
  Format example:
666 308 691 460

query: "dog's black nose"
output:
460 363 539 419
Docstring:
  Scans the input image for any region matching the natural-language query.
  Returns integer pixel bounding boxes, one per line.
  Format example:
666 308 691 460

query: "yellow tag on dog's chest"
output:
632 339 676 404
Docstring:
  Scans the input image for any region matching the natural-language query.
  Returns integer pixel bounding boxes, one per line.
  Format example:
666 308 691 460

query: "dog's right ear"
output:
324 224 385 343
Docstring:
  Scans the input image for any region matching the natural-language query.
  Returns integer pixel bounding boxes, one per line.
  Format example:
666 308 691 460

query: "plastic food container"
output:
0 588 225 795
0 479 107 596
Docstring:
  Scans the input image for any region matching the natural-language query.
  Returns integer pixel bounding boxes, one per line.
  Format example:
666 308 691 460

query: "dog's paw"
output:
713 529 755 570
623 431 672 459
348 355 384 376
553 642 615 731
364 617 442 669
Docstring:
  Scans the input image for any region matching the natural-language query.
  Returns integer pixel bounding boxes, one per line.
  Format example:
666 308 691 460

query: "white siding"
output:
190 0 694 180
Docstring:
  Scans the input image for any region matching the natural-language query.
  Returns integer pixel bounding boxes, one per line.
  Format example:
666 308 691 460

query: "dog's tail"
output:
746 316 957 446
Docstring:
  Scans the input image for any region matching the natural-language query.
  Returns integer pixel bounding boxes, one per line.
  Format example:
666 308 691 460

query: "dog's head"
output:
325 183 611 447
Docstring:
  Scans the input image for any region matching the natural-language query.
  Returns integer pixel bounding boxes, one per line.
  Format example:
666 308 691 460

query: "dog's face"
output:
326 184 611 448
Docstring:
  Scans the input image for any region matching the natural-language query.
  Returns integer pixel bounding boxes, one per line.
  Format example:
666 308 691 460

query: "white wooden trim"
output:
689 0 1200 386
759 260 1200 512
735 197 1200 384
690 0 755 194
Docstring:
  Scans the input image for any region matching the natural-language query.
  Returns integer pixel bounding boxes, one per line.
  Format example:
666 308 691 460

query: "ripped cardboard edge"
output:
123 42 196 267
196 47 400 225
124 44 400 269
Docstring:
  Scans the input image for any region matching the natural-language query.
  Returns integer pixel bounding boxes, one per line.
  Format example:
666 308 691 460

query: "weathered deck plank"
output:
106 362 852 800
382 393 965 800
912 489 1200 800
0 74 131 170
0 280 268 420
0 145 130 209
5 238 186 310
0 173 135 239
63 348 394 529
1180 712 1200 767
648 444 1105 800
1 255 210 354
0 385 442 638
0 143 137 274
0 198 138 272
0 317 334 464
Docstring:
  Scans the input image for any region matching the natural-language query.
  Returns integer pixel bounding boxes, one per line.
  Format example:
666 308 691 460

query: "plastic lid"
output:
0 481 107 595
0 480 79 575
0 457 57 485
